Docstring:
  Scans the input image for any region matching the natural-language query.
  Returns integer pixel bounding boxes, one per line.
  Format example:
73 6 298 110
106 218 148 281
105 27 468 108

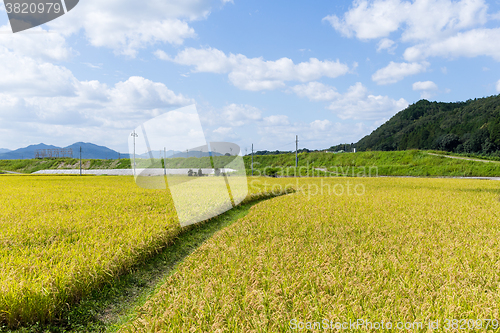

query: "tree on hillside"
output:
434 134 461 152
355 95 500 156
489 117 500 147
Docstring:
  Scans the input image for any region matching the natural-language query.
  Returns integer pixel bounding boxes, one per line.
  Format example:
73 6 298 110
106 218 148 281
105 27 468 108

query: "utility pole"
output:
295 135 299 174
79 146 82 176
131 130 138 176
164 147 167 176
251 144 254 176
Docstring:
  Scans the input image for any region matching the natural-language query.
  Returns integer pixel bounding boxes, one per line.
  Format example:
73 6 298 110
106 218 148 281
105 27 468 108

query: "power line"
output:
79 146 82 176
295 135 298 171
131 130 138 176
251 143 254 176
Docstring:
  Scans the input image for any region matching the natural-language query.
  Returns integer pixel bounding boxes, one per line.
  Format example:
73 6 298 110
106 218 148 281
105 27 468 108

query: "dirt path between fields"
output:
311 168 500 181
427 153 500 164
0 170 23 174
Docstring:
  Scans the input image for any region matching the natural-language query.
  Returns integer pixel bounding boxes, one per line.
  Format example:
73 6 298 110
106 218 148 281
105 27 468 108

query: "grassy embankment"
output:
121 177 500 332
0 156 236 174
246 150 500 177
2 150 500 177
0 158 130 174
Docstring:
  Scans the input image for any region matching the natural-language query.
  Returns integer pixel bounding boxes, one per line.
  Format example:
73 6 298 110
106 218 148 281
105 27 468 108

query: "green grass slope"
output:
2 150 500 177
0 158 130 174
245 150 500 177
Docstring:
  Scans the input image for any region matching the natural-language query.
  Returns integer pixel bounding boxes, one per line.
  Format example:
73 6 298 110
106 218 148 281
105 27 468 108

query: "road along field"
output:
0 175 283 327
120 177 500 332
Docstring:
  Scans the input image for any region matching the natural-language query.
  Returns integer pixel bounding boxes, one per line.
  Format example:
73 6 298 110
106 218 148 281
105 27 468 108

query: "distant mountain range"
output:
169 151 223 158
0 142 127 160
0 143 226 160
135 150 181 159
118 150 222 159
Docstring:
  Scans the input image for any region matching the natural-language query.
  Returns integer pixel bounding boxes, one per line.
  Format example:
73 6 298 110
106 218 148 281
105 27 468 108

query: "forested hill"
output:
355 94 500 155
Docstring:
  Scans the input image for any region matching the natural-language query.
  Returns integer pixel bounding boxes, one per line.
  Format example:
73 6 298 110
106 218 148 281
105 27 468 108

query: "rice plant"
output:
0 175 275 327
120 177 500 332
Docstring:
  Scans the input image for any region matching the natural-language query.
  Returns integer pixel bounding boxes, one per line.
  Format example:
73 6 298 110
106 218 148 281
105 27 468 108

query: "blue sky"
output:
0 0 500 154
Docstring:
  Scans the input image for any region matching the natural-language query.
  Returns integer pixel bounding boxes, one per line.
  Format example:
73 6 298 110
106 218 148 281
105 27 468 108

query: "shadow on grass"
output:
1 192 289 333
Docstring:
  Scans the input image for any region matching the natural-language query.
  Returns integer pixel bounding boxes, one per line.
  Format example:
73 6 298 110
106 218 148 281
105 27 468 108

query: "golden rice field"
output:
0 175 274 327
119 177 500 332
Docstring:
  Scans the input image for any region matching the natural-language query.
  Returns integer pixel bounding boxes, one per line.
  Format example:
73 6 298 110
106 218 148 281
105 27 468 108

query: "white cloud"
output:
210 125 240 142
418 91 436 100
221 104 262 126
255 118 370 151
213 126 236 136
325 0 500 62
0 49 193 130
412 81 438 91
156 47 350 91
47 0 220 57
310 119 332 131
403 28 500 61
32 77 191 126
0 25 75 62
323 0 406 39
263 115 289 126
377 38 396 53
322 15 355 38
325 0 488 41
0 48 77 97
372 61 429 85
401 0 488 42
156 48 231 73
491 11 500 20
83 62 102 69
291 82 340 101
108 77 191 110
496 80 500 93
327 82 408 120
0 73 193 150
413 80 439 99
203 108 295 145
291 81 408 121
